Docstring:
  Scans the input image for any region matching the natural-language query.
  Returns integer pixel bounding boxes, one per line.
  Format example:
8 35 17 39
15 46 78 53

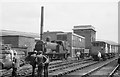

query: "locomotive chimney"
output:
40 6 44 40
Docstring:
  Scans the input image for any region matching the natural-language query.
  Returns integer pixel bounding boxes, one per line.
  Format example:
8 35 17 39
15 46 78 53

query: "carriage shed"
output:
1 30 40 55
57 32 85 57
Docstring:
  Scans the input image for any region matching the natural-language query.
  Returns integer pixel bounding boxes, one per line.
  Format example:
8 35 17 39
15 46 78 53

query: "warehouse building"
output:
1 30 39 53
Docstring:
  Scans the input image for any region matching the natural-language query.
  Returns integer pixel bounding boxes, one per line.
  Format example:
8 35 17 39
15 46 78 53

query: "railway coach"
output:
91 41 118 61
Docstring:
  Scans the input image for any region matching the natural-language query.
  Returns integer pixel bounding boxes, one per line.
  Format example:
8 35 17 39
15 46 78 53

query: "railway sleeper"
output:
52 62 98 77
49 60 93 73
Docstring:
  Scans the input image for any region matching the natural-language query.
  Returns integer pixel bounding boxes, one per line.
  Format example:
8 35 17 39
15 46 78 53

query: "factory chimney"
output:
40 6 44 40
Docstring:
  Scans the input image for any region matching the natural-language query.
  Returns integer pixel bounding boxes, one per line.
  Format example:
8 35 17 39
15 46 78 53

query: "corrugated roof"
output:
96 39 118 45
1 30 40 38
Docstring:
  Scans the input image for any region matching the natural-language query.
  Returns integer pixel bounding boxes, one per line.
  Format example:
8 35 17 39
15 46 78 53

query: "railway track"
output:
20 58 92 76
0 59 64 76
1 58 91 77
63 57 118 77
90 59 119 77
108 64 119 77
112 64 120 77
1 57 118 77
0 60 27 76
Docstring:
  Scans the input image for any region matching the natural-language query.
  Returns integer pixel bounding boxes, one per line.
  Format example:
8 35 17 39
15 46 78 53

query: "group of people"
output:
2 40 49 77
25 40 49 77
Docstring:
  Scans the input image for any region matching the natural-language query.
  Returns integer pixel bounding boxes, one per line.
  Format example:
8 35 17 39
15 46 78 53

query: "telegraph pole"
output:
40 6 44 40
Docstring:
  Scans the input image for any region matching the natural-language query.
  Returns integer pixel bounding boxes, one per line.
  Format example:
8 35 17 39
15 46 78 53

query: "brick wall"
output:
73 29 96 49
2 36 19 47
18 36 35 52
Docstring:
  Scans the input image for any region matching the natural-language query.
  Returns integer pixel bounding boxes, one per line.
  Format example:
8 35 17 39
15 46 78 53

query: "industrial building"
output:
1 30 39 53
73 25 96 53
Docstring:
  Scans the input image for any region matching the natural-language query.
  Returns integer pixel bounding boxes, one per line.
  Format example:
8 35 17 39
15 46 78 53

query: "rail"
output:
80 57 118 77
108 64 120 77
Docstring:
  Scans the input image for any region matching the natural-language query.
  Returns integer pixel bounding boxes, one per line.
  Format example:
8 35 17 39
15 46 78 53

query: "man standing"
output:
76 51 81 60
43 55 49 77
35 40 49 77
12 51 19 77
36 51 49 77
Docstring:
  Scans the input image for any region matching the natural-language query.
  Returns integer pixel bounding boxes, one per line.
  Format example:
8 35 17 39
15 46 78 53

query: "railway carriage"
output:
91 41 118 61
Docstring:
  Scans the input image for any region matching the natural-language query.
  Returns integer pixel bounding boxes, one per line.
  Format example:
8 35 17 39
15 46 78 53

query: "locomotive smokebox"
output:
35 40 45 52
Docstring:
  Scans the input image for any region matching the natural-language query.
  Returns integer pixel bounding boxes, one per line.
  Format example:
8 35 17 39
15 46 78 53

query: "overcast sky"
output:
0 0 119 43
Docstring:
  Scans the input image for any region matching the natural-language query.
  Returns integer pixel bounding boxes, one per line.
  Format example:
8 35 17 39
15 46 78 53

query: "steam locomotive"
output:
44 40 70 61
33 40 70 61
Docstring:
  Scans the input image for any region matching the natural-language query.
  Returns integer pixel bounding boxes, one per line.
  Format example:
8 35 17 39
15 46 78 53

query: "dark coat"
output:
118 57 120 64
25 54 37 66
12 57 20 68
